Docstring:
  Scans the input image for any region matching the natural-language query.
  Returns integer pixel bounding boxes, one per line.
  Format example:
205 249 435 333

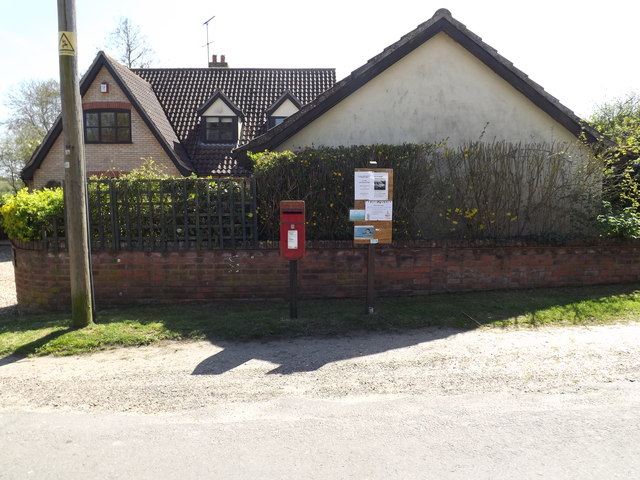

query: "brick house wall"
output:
13 241 640 312
30 67 181 189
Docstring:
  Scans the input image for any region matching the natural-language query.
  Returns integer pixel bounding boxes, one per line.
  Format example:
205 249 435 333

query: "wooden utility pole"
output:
57 0 94 327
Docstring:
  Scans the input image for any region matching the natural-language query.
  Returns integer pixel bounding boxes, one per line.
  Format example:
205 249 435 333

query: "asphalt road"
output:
2 387 639 480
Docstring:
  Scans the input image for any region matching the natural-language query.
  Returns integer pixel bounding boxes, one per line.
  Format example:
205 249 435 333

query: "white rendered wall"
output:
203 99 237 117
271 99 299 117
277 33 580 150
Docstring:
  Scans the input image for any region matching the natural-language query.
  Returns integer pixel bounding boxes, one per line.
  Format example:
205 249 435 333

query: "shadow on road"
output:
190 282 640 376
0 354 22 367
192 327 458 375
0 305 18 317
0 244 12 262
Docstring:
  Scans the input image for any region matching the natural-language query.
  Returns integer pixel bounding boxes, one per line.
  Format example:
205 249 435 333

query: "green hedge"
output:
251 144 442 241
1 142 621 245
251 142 602 241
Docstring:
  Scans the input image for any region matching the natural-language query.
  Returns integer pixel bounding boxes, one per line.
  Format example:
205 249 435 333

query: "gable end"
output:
236 11 601 155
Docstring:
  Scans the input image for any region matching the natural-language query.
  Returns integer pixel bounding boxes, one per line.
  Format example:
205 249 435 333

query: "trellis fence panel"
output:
87 178 258 251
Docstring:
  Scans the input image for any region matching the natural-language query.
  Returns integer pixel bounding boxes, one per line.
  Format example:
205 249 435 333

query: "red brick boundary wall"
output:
12 241 640 312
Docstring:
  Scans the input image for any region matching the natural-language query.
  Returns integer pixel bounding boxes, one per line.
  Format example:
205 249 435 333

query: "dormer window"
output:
204 116 237 143
198 91 243 145
266 91 301 130
271 117 286 128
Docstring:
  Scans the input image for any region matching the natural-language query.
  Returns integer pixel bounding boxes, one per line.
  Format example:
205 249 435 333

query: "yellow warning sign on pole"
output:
58 31 76 56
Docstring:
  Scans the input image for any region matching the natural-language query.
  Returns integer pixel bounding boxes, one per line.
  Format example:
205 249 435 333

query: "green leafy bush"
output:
596 201 640 238
0 144 606 246
0 187 64 242
589 93 640 212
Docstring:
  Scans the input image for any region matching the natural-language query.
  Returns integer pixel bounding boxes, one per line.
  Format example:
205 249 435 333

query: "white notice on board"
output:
355 171 389 200
354 171 375 200
372 172 389 200
287 230 298 249
365 200 393 221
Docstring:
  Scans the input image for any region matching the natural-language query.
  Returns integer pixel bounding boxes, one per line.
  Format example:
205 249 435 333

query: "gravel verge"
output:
1 323 638 414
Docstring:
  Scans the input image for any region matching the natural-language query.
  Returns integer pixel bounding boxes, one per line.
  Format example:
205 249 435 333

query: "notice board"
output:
352 168 393 245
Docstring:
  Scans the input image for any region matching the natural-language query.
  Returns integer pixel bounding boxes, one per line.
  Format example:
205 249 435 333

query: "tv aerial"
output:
203 15 215 63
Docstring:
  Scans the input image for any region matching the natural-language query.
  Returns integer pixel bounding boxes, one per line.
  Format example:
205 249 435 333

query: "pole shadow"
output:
0 354 23 367
0 329 71 368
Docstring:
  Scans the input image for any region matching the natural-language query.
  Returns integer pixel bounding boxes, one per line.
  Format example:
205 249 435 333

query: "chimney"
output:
208 54 229 68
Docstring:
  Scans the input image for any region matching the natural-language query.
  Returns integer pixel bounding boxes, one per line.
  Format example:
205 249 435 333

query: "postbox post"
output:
280 201 305 318
290 260 298 319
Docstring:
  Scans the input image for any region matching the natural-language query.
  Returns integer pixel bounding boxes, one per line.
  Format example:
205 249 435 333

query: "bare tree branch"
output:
105 17 155 68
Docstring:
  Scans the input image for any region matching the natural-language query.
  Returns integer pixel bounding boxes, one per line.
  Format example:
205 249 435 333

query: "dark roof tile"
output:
134 67 335 175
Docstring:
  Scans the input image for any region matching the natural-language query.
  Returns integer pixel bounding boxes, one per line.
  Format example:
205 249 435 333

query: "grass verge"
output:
1 283 639 357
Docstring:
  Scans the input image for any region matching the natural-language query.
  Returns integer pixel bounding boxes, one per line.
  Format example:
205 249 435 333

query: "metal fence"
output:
86 178 258 251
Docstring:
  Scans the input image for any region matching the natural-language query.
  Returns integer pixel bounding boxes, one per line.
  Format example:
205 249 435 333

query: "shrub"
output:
0 187 64 242
596 201 640 239
251 142 601 241
0 144 605 246
251 144 439 241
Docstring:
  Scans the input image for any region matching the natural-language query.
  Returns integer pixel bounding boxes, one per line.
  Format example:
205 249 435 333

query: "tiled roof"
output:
108 56 193 174
133 67 336 175
22 53 335 180
237 9 603 155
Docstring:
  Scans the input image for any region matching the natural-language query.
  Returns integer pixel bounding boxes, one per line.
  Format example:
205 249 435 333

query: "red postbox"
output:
280 200 306 259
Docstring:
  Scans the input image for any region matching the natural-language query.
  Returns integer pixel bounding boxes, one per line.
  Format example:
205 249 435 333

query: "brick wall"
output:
13 241 640 312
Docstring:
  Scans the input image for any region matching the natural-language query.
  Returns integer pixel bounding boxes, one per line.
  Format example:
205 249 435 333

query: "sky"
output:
1 0 639 124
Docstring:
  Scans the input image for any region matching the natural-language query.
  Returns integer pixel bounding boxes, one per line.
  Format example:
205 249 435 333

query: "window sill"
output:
199 141 237 146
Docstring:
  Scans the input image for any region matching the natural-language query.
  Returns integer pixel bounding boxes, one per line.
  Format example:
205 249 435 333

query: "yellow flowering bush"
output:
251 141 602 242
250 144 441 240
0 187 64 242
